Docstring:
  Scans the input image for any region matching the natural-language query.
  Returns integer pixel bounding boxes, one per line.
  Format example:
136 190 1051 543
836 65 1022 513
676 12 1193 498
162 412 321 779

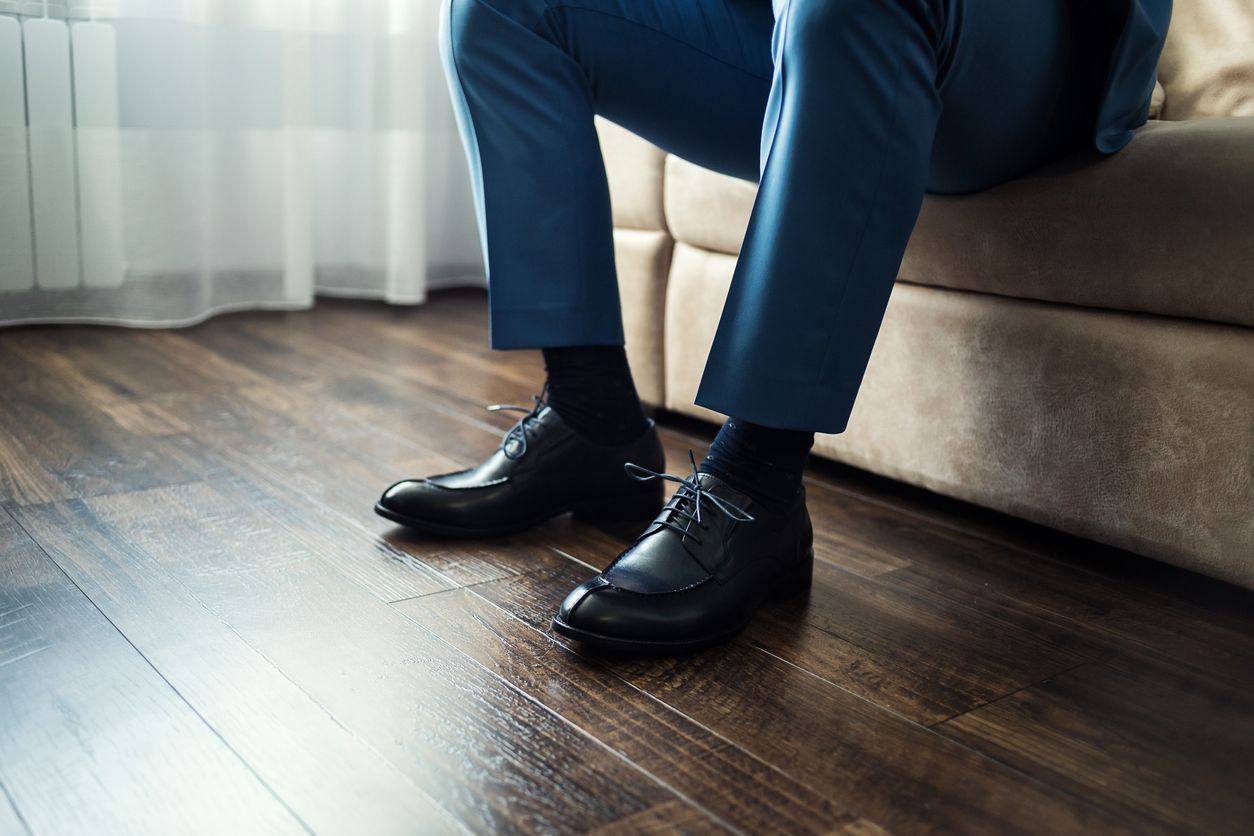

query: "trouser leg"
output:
445 0 1105 434
440 0 772 349
695 0 1104 433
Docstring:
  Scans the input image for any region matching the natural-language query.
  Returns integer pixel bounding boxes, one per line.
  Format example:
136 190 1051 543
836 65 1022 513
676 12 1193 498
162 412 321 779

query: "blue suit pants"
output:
441 0 1110 432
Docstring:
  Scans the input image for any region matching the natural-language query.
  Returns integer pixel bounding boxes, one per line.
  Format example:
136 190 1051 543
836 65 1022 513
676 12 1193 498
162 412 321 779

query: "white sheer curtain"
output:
0 0 483 327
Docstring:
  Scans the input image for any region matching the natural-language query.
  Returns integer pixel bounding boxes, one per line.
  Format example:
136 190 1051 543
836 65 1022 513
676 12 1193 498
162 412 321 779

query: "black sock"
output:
699 418 814 511
541 346 649 446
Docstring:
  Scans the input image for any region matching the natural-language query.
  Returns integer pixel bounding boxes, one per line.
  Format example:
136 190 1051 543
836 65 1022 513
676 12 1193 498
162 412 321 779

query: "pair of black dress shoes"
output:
374 395 812 653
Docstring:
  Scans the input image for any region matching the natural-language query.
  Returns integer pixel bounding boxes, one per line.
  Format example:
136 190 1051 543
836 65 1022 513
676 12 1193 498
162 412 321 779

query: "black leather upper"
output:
376 404 665 536
556 472 813 646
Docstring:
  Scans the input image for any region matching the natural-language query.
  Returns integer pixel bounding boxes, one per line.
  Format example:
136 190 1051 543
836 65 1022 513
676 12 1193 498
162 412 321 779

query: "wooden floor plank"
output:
470 560 1154 835
5 325 273 402
937 653 1254 834
0 511 306 836
140 391 458 602
397 587 855 834
259 296 545 396
1 334 149 407
148 386 564 592
0 421 71 507
12 499 463 836
234 304 545 422
757 559 1082 719
0 354 203 506
76 481 723 834
802 446 1254 622
587 800 731 835
160 315 345 388
290 367 536 469
798 479 1254 688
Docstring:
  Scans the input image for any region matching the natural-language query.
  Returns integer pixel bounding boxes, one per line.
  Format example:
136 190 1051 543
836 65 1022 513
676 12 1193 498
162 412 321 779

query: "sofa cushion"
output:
664 117 1254 329
1157 0 1254 119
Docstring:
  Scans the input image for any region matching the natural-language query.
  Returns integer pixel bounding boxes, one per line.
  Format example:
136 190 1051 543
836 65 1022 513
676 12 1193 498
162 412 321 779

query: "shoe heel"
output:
573 485 663 526
770 552 814 602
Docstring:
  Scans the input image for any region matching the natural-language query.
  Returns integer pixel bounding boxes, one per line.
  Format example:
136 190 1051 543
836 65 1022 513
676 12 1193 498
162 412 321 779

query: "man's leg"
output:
554 0 1113 652
440 0 774 349
696 0 1104 434
376 0 776 538
440 0 775 448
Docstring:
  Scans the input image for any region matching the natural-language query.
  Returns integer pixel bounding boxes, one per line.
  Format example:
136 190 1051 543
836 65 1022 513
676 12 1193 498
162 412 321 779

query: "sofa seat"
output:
664 116 1254 329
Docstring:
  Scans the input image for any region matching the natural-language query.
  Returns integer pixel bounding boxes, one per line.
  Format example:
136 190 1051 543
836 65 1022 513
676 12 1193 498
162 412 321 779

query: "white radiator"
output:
0 7 122 292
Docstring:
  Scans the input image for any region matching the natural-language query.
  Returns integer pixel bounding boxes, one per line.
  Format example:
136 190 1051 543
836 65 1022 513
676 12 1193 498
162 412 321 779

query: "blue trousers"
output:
441 0 1112 432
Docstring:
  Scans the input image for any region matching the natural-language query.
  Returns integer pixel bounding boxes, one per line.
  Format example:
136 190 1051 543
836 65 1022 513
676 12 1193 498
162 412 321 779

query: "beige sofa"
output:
600 0 1254 589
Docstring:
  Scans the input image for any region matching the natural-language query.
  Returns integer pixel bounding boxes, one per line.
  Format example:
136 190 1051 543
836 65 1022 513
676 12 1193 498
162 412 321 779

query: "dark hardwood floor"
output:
1 290 1251 835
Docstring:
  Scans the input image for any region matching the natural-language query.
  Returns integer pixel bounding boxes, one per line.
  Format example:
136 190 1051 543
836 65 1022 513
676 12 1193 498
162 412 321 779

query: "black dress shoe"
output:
374 394 665 538
552 453 813 654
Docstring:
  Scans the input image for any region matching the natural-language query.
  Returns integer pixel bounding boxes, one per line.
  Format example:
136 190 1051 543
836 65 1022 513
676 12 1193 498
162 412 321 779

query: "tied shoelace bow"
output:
624 450 754 544
486 386 548 460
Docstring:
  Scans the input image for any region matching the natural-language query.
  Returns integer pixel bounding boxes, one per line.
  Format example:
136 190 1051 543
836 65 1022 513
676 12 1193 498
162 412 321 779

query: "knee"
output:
444 0 548 55
773 0 942 59
443 0 487 58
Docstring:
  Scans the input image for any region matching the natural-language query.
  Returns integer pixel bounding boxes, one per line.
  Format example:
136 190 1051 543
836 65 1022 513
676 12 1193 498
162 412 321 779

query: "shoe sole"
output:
549 552 814 655
373 502 552 539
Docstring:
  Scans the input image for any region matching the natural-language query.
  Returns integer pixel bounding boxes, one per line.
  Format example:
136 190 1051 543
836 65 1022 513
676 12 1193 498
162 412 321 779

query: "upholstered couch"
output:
600 0 1254 589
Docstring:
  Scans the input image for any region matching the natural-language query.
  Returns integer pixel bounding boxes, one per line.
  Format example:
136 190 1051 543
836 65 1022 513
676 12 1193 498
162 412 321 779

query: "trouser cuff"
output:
489 303 625 350
695 359 859 434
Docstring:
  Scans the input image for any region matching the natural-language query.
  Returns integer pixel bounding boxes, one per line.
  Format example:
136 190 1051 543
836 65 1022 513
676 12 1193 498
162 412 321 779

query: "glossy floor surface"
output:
1 291 1252 835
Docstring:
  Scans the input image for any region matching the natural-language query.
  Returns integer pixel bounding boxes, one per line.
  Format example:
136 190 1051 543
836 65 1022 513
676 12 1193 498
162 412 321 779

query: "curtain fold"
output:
0 0 484 327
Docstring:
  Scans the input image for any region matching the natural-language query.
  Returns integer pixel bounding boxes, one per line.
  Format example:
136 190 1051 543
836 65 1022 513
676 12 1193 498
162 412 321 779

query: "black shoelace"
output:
486 385 549 460
624 450 754 545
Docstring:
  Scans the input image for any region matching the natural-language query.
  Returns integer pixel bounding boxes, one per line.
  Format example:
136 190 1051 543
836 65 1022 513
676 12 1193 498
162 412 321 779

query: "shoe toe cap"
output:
376 481 421 506
378 478 437 513
557 577 681 642
557 577 609 625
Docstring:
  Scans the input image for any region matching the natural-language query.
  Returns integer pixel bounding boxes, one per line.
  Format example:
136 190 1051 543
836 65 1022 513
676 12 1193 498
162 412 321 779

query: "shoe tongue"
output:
691 472 753 510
